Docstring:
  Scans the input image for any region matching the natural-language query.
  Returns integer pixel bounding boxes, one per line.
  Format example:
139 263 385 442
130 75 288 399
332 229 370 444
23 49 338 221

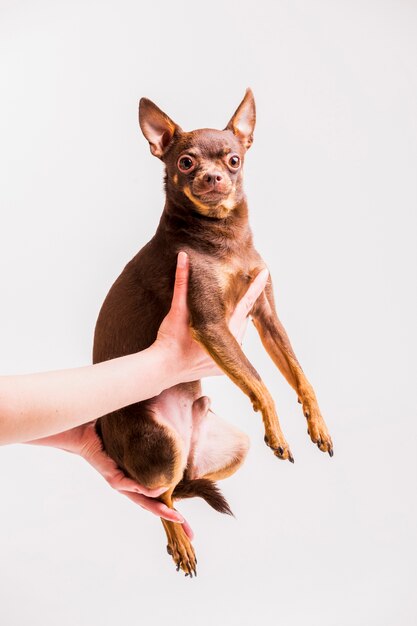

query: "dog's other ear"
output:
139 98 181 159
225 88 256 150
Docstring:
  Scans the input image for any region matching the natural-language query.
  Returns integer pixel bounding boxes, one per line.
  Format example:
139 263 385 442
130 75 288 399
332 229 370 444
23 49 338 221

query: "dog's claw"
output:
167 545 173 556
167 528 196 577
265 434 293 462
301 398 333 456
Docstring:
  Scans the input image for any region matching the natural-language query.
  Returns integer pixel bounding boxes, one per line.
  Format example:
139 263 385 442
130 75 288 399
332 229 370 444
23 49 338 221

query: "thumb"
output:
240 268 269 315
230 268 269 326
170 251 190 316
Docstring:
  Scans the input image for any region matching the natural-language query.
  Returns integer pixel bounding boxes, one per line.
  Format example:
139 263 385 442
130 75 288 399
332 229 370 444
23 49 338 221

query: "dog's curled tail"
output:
172 478 233 516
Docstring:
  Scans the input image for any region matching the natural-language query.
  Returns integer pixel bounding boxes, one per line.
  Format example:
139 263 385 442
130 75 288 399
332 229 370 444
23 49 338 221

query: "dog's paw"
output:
166 527 197 578
264 434 294 463
302 398 333 457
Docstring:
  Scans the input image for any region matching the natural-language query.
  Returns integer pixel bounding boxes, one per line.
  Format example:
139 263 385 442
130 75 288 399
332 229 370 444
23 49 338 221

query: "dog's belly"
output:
148 387 249 479
148 387 197 465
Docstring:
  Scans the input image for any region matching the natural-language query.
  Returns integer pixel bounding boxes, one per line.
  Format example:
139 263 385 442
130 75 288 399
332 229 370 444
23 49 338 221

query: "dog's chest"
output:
215 256 265 314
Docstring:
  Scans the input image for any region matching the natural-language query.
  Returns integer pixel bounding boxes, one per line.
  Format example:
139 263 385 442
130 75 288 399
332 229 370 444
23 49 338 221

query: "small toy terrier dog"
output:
93 89 333 577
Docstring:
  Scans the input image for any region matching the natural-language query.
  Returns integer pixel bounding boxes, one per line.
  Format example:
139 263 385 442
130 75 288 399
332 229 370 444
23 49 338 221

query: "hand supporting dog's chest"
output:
178 239 265 326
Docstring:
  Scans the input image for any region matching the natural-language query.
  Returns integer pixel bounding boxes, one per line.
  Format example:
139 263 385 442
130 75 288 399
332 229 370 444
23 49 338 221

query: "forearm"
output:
0 345 178 445
0 257 267 448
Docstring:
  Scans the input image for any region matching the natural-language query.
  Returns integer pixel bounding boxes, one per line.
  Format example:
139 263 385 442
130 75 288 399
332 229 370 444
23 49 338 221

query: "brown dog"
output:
93 89 333 577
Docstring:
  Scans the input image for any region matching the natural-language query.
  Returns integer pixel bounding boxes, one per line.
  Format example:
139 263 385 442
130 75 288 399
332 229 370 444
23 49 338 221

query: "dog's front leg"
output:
251 280 333 456
191 320 293 462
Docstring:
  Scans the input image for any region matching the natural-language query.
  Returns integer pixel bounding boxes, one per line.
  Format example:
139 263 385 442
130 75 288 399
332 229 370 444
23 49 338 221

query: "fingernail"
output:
176 515 185 524
178 251 187 268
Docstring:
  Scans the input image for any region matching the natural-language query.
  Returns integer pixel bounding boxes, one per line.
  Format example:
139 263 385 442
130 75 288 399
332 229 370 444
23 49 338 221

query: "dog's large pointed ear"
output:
225 88 256 150
139 98 181 159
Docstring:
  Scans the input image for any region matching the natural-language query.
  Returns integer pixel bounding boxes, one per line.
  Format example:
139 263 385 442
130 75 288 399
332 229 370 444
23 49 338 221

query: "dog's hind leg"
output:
160 489 198 578
119 415 198 577
180 396 250 483
188 405 250 482
133 420 198 578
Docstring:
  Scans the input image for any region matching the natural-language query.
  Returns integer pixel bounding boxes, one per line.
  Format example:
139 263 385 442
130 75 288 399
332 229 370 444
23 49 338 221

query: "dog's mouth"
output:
194 189 228 204
183 184 235 217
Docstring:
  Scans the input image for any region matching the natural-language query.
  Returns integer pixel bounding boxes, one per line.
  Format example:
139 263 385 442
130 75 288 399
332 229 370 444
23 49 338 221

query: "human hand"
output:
155 251 269 383
28 423 193 539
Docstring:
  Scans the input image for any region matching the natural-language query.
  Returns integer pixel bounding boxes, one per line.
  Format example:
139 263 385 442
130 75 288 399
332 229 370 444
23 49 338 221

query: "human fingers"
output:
229 268 269 339
120 490 194 540
105 470 166 498
181 519 194 541
89 447 192 532
85 444 167 498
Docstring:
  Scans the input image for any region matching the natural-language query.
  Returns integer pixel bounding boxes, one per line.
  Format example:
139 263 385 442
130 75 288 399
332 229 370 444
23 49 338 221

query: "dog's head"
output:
138 90 256 219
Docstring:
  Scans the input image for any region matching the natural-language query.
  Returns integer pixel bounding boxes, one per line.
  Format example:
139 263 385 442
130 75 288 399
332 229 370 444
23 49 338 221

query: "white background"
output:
1 1 416 625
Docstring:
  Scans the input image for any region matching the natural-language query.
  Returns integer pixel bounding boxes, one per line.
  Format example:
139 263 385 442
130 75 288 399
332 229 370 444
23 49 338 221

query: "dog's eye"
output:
228 154 240 169
178 155 196 172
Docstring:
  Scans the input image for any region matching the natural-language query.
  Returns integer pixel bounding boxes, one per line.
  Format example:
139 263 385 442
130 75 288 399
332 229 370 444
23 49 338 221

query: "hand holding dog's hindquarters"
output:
154 251 269 384
23 251 266 540
30 422 193 537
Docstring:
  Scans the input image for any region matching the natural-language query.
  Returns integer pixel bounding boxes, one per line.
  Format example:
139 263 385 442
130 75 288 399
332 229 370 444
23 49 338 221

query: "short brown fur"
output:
93 89 333 576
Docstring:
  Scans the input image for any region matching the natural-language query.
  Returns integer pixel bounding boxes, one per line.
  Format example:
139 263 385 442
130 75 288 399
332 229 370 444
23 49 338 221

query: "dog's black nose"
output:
204 172 223 185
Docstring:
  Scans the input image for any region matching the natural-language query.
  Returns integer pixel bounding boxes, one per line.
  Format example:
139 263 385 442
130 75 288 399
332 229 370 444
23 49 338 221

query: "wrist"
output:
145 341 184 393
25 423 86 453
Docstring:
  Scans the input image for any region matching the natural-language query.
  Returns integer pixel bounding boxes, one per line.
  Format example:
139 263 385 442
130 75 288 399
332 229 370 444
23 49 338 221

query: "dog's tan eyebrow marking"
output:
215 147 232 158
180 150 199 158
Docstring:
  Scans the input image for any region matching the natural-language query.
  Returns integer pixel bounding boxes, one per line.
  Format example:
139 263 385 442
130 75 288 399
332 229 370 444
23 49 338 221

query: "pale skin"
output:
0 252 269 539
